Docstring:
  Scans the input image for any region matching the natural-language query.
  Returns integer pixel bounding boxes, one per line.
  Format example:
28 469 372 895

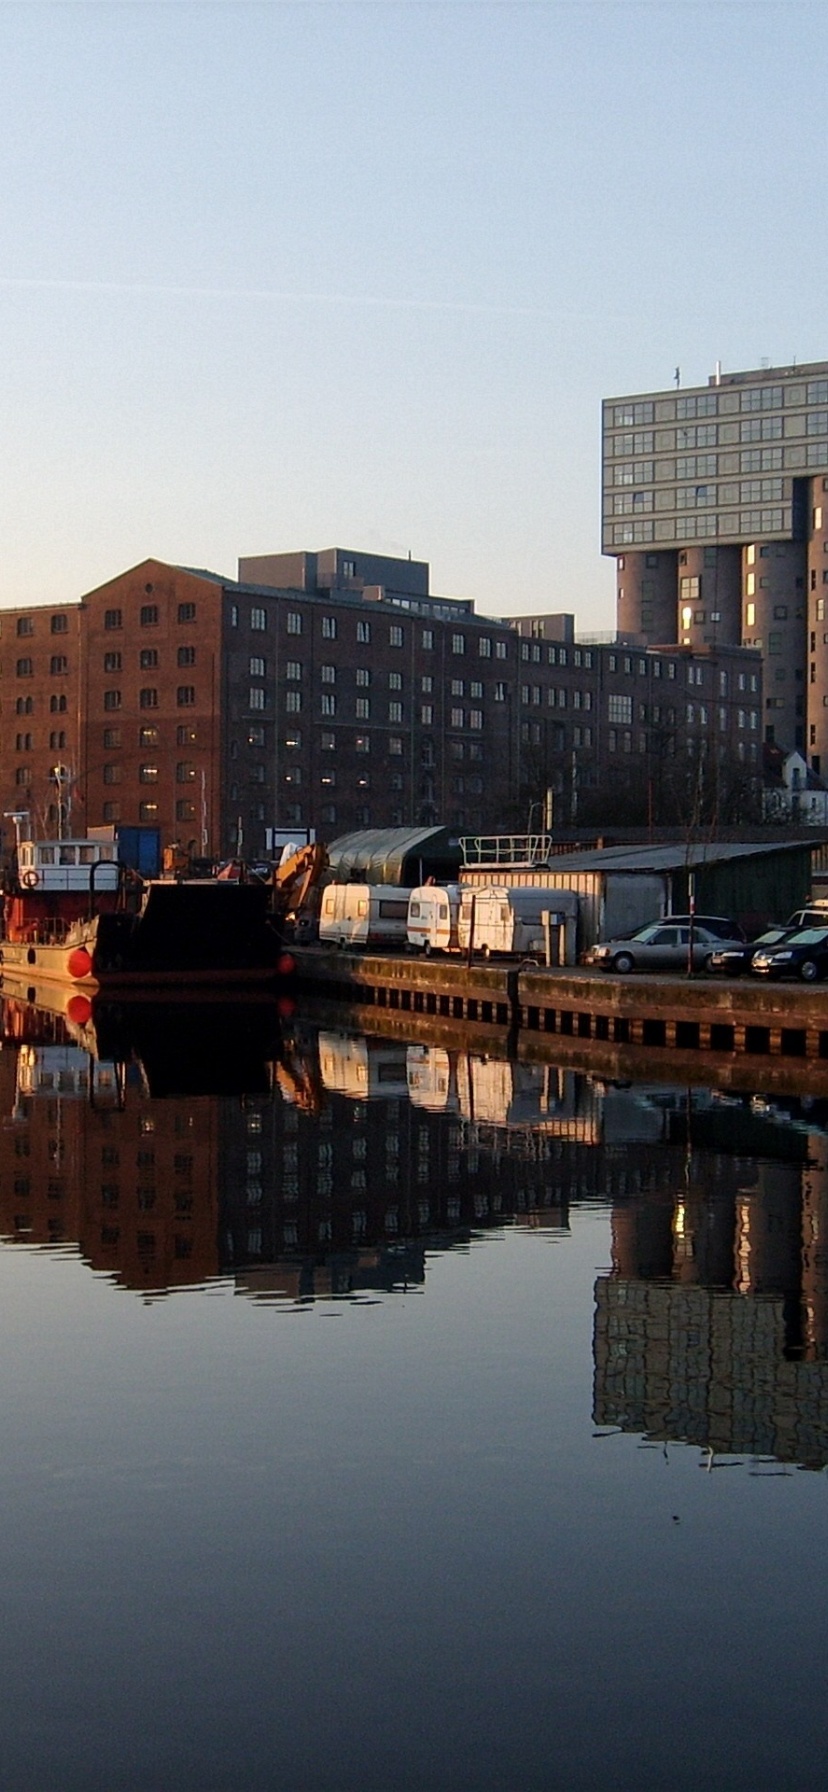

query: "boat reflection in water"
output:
4 991 828 1467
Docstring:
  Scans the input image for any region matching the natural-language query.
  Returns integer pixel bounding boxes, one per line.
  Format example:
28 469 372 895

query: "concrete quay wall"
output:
295 948 828 1065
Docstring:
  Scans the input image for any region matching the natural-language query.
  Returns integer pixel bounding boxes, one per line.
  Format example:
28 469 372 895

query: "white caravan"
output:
318 882 410 949
406 884 462 954
457 884 579 962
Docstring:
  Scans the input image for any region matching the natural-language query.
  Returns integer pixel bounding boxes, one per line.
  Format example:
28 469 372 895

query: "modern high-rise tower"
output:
602 360 828 770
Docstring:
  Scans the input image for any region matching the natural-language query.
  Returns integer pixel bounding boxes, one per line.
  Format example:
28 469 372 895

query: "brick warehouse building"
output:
0 545 762 857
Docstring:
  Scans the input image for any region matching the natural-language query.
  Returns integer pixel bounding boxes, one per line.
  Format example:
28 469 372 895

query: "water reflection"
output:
4 986 828 1469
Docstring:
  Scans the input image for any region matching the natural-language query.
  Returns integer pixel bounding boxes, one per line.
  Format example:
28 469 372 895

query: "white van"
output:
318 882 410 950
406 884 462 954
457 884 579 962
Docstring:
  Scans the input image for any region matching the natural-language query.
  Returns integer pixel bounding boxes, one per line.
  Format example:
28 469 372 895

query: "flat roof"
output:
545 839 816 876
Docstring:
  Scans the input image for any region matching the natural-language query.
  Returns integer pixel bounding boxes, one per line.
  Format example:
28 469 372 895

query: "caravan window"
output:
410 902 420 918
378 900 408 920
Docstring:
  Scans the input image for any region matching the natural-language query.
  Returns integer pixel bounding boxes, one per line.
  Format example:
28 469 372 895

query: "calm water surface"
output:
0 991 827 1790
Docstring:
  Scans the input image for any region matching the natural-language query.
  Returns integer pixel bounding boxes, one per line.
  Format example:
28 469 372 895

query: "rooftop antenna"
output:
761 356 770 370
674 366 681 389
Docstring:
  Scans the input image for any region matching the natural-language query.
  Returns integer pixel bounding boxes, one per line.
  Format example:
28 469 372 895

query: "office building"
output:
603 358 828 768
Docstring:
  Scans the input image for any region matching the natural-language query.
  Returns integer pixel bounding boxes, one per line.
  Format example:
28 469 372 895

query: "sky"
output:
1 0 826 629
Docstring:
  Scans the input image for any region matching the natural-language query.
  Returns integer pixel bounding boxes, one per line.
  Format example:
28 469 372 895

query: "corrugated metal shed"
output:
327 826 460 887
462 837 814 947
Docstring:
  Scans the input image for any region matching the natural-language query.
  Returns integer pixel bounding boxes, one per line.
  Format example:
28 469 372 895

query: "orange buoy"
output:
66 993 92 1026
67 946 93 981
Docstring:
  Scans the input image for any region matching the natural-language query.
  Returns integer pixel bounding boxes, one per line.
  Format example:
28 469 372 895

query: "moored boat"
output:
0 836 294 987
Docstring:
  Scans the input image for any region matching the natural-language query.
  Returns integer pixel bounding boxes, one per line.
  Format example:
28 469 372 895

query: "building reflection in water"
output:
594 1094 828 1468
4 990 828 1466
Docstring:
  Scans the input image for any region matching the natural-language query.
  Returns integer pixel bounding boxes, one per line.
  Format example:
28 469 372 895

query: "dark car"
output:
751 927 828 982
707 926 796 976
662 914 746 942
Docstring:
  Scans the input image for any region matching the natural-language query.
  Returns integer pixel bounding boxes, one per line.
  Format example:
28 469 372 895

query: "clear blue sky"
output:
0 1 824 628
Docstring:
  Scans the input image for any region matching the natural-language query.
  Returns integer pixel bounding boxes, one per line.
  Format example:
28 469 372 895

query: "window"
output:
389 625 404 647
139 764 159 783
102 802 120 823
422 628 434 650
176 762 196 783
140 688 158 709
357 619 371 643
249 687 266 710
286 660 302 681
451 707 464 728
49 730 67 751
140 605 158 627
176 686 195 707
50 613 68 634
608 693 633 724
470 681 483 699
251 607 267 631
104 652 122 673
356 668 370 687
452 634 465 655
469 710 483 730
320 731 334 750
104 608 122 631
16 658 32 677
389 736 403 755
355 734 370 753
139 802 158 822
14 732 31 751
15 696 32 715
140 725 160 746
421 704 433 725
246 725 263 746
356 698 370 720
104 690 121 711
229 604 239 628
321 693 336 717
16 616 32 636
321 616 337 640
140 648 158 669
176 800 196 822
103 728 121 749
321 664 336 684
286 611 303 637
178 646 196 667
285 690 301 713
388 701 403 723
388 671 402 691
479 637 491 657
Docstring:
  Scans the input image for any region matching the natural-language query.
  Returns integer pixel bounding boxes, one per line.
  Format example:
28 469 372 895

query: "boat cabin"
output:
17 838 119 894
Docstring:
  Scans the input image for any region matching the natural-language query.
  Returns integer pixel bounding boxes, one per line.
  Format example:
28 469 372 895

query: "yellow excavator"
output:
271 842 328 938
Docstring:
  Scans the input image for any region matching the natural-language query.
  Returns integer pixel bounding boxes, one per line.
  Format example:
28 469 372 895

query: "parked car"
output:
750 927 828 982
707 927 796 976
589 920 726 974
784 906 828 931
659 914 745 942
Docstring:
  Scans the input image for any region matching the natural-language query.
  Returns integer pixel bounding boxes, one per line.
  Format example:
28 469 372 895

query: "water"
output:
0 990 827 1789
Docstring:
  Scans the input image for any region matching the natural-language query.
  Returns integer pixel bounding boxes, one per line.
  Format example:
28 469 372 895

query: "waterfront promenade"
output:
295 947 828 1072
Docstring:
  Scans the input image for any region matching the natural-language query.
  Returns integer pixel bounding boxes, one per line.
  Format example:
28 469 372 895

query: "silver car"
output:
590 921 724 974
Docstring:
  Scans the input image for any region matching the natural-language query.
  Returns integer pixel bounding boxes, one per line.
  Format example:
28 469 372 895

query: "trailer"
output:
318 882 410 949
457 884 579 963
406 884 462 954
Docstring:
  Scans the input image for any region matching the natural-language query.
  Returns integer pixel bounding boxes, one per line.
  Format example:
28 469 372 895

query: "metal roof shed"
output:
530 838 813 946
326 826 460 888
